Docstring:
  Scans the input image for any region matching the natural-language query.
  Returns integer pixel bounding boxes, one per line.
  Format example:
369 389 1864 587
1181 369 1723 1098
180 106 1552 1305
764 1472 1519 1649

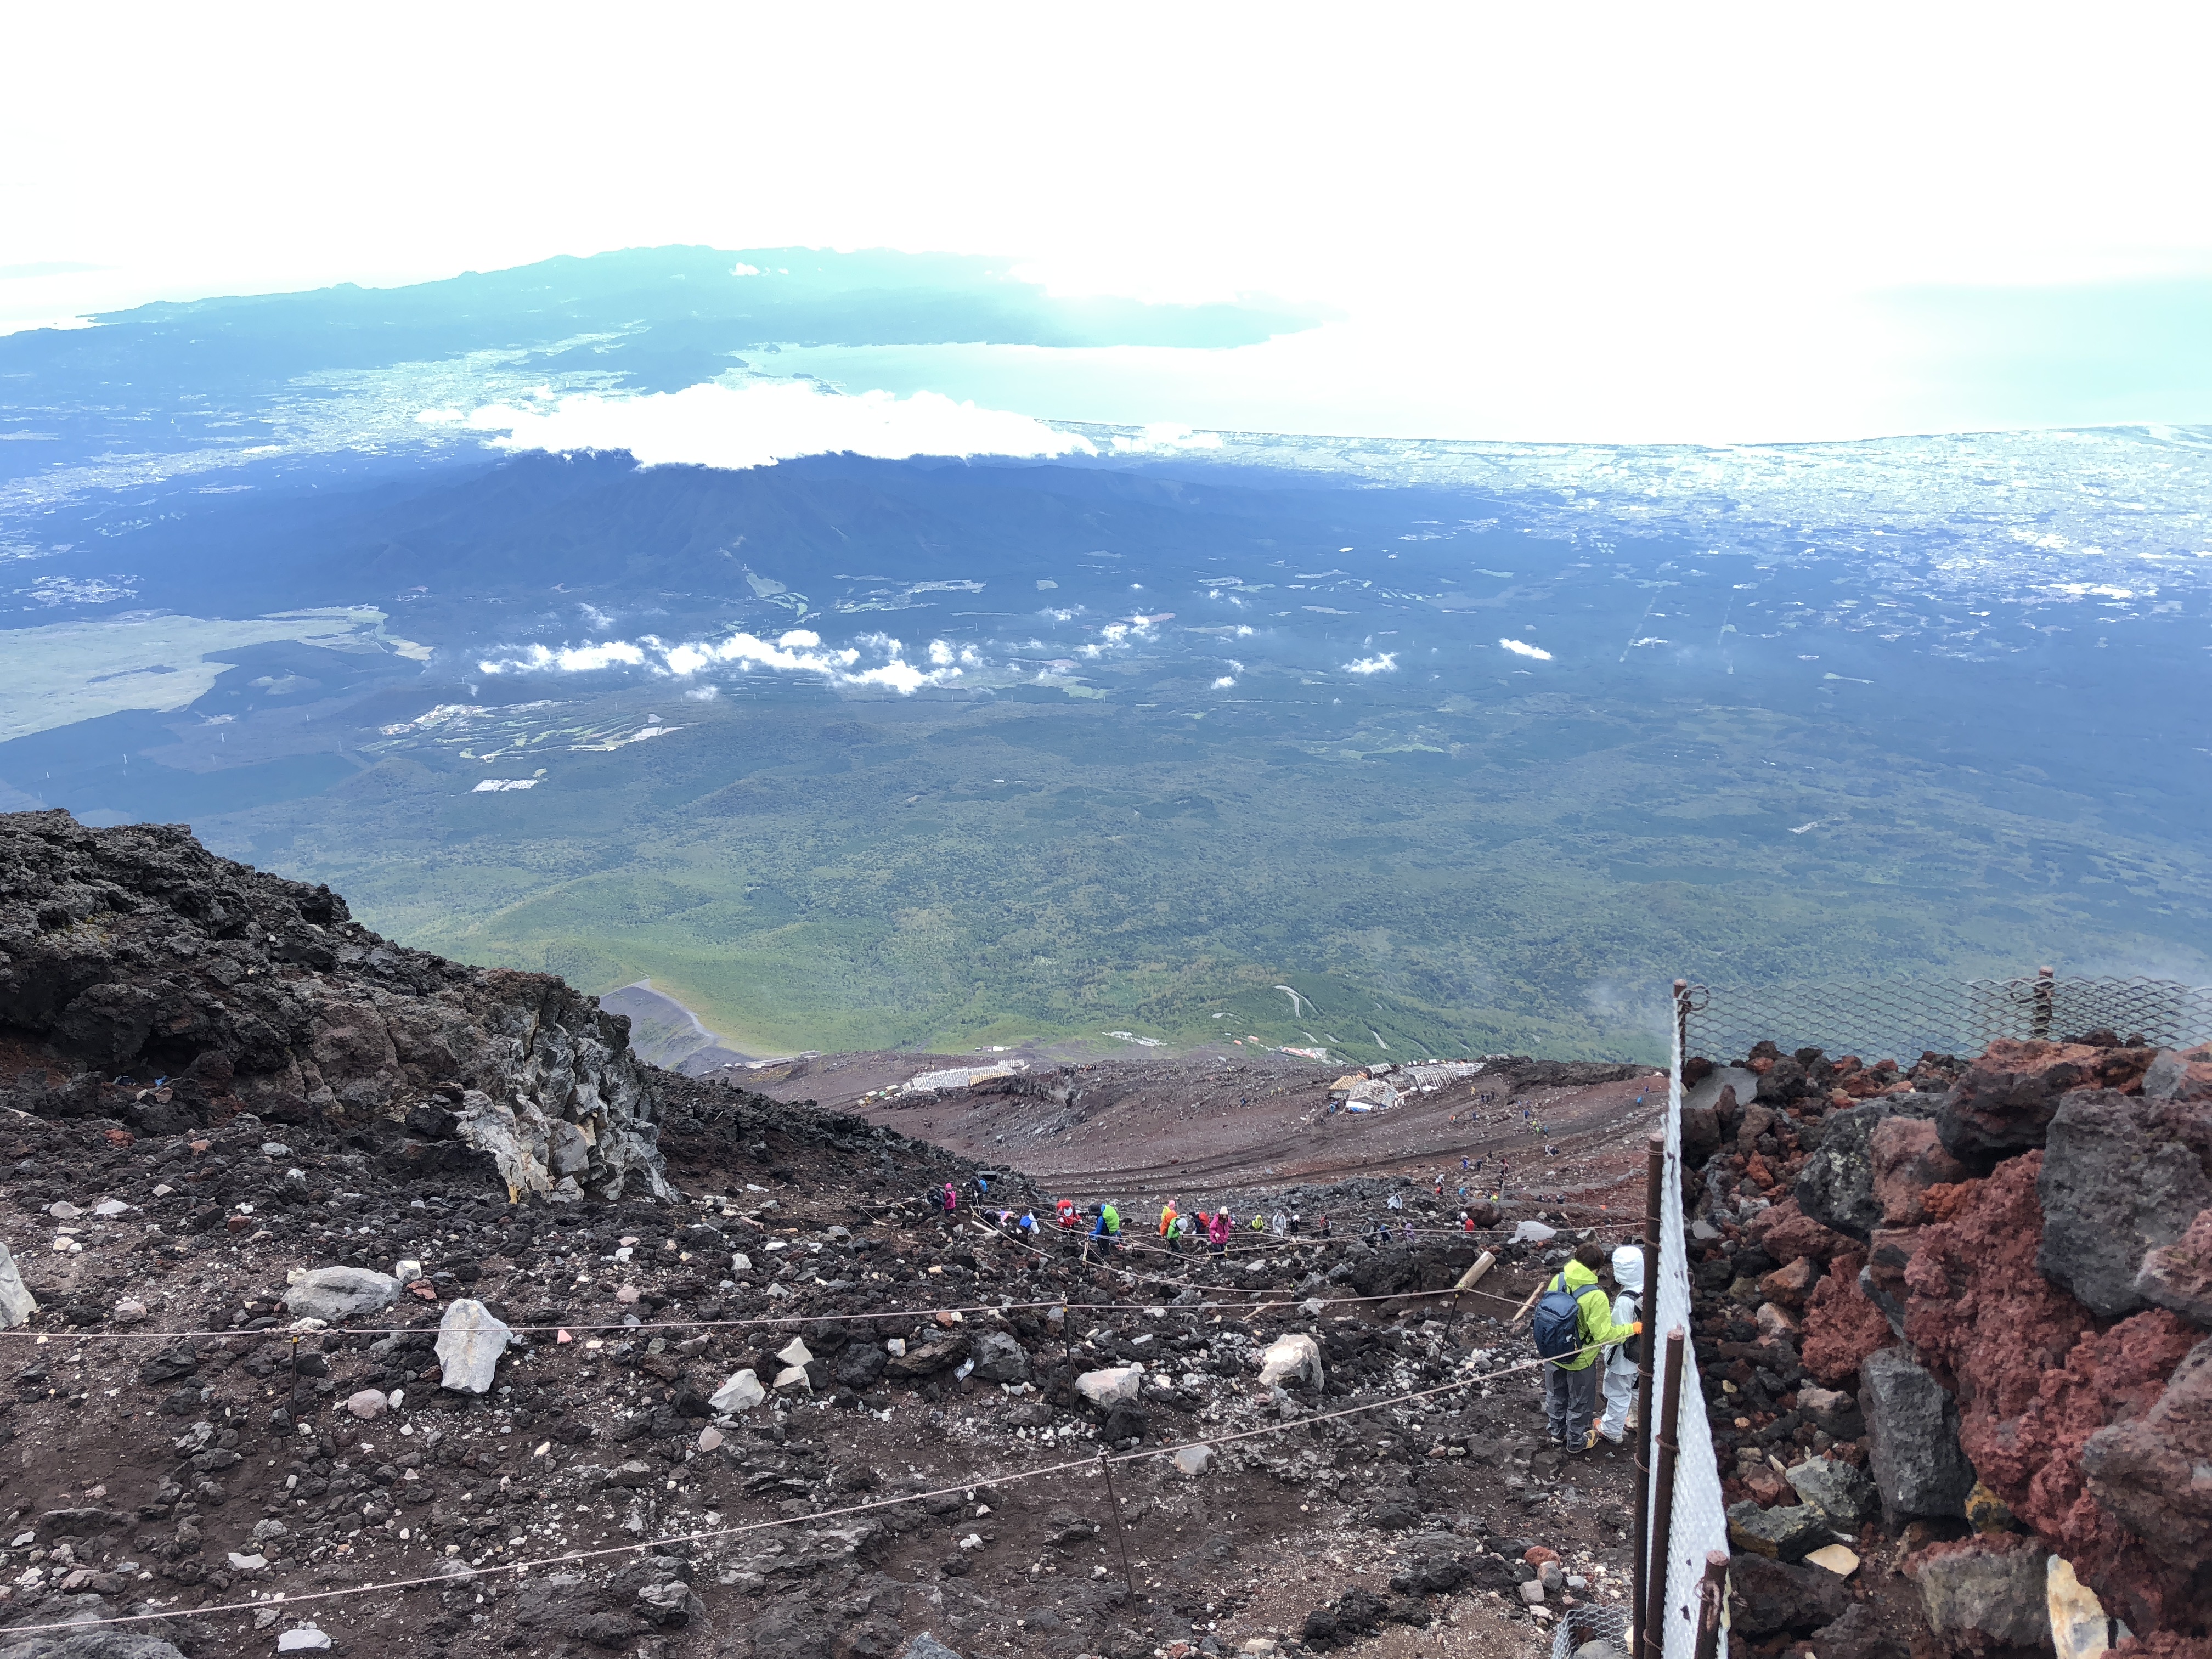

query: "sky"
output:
4 3 2209 444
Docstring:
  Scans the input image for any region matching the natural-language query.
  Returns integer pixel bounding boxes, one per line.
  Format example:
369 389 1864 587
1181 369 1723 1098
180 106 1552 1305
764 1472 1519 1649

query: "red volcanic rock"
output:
2081 1335 2212 1578
1748 1197 1855 1265
2115 1637 2212 1659
1760 1255 1821 1309
1937 1040 2156 1166
1900 1153 2200 1634
1802 1251 1895 1385
1871 1118 1971 1228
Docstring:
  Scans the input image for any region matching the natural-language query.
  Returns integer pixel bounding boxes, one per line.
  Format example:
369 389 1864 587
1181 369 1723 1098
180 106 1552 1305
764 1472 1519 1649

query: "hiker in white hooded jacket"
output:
1593 1243 1645 1448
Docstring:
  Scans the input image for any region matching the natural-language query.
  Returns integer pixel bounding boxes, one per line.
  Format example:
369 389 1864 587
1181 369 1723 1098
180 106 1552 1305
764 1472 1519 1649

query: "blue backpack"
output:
1532 1275 1584 1362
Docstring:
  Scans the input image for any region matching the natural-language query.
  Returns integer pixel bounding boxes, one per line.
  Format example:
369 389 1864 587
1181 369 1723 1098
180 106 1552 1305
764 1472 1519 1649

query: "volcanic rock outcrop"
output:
0 810 664 1200
1686 1030 2212 1654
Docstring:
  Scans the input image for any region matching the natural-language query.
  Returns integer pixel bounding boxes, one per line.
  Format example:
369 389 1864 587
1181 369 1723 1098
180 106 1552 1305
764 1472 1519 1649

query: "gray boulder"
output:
899 1637 964 1659
1915 1540 2050 1650
1795 1096 1942 1241
434 1298 512 1393
2038 1088 2211 1319
282 1267 400 1321
1862 1346 1975 1517
968 1330 1028 1385
1726 1501 1833 1562
1787 1455 1878 1530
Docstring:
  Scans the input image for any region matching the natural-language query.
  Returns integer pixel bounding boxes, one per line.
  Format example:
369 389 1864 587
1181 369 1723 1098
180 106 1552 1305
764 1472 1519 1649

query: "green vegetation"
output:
200 664 2212 1068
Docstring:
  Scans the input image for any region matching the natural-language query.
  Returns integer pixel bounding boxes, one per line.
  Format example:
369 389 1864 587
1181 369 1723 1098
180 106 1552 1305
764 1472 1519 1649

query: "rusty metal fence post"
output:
1630 1126 1664 1659
1641 1326 1687 1659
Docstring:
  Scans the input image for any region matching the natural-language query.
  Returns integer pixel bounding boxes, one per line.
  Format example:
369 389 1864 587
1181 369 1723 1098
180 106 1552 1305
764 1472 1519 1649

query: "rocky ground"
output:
0 811 1660 1659
731 1048 1662 1216
1683 1035 2212 1659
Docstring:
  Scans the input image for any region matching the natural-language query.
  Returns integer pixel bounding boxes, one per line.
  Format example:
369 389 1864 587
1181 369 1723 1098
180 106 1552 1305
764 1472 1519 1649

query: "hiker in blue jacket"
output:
1533 1240 1642 1452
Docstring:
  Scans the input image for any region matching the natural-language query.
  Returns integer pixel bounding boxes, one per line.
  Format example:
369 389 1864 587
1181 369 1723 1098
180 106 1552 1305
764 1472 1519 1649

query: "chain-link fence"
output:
1681 971 2212 1069
1647 1001 1730 1659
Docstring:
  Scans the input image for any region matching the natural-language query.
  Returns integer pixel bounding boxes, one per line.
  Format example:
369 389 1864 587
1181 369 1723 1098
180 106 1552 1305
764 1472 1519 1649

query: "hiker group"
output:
1532 1241 1645 1453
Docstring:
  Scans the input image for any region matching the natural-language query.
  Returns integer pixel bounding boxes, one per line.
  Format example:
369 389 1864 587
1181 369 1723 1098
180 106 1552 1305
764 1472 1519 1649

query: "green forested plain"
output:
197 663 2212 1067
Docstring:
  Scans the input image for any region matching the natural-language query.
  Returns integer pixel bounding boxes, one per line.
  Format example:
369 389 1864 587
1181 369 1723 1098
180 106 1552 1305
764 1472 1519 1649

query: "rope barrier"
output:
1 1210 1651 1343
0 1334 1616 1637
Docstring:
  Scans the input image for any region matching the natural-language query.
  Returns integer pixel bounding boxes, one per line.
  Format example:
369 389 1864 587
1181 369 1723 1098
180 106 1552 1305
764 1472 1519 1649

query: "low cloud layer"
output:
1498 638 1553 660
435 379 1097 471
476 627 975 695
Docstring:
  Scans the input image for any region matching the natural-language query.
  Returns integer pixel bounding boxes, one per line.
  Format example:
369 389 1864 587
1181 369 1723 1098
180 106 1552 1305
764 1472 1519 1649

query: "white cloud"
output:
1498 638 1553 660
682 684 719 702
1343 652 1397 675
1211 675 1237 689
476 624 970 695
457 378 1096 471
1109 423 1224 453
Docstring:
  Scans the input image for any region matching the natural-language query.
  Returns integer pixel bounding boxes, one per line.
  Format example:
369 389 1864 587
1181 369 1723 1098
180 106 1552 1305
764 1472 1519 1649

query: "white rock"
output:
1512 1220 1558 1244
345 1390 388 1420
92 1199 129 1218
1257 1333 1324 1391
228 1552 268 1571
388 1389 404 1409
1075 1365 1144 1409
112 1299 148 1324
709 1370 764 1413
1519 1578 1547 1605
260 1142 291 1158
776 1337 814 1368
277 1629 332 1652
886 1338 906 1357
47 1202 79 1220
394 1259 423 1282
772 1364 811 1392
434 1299 512 1393
731 1252 753 1273
1171 1444 1213 1477
0 1243 37 1329
284 1267 401 1321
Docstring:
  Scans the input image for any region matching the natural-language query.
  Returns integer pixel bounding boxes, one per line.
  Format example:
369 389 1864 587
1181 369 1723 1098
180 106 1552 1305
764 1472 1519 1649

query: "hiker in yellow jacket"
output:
1159 1197 1181 1253
1535 1242 1642 1454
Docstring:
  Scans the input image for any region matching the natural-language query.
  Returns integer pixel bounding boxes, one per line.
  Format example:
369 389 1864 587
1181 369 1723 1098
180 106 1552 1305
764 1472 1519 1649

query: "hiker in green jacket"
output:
1538 1242 1643 1453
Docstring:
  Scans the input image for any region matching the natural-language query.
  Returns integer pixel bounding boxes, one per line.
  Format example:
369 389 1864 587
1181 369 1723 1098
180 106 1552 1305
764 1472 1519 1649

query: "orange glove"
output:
1632 1321 1644 1334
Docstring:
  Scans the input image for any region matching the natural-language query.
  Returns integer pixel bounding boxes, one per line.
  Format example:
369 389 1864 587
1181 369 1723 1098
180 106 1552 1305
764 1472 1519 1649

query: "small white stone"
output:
276 1628 332 1652
47 1201 80 1220
227 1551 268 1571
709 1370 764 1413
776 1337 814 1369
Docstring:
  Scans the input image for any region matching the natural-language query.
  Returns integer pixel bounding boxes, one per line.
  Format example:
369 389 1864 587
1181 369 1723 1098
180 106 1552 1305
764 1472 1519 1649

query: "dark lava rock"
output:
1862 1346 1976 1519
1728 1552 1851 1636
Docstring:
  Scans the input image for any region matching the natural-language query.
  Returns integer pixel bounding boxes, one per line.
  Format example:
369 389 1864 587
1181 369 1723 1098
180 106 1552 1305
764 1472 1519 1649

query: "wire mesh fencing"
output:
1681 970 2212 1069
1553 1601 1632 1659
1649 1004 1730 1659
